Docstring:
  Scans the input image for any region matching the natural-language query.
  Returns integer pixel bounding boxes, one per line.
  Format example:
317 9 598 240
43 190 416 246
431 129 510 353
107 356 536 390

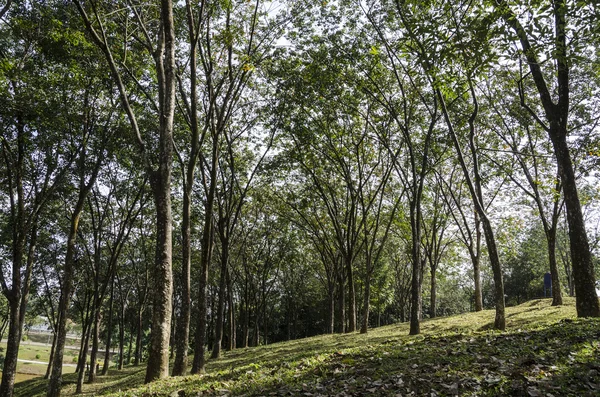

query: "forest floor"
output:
13 297 600 396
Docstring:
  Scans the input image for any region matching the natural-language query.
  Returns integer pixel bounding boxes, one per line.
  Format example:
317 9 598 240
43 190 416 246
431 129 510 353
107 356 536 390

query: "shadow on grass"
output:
12 298 584 396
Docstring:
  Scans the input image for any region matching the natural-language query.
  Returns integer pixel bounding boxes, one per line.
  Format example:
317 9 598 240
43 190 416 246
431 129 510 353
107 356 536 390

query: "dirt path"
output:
17 359 77 368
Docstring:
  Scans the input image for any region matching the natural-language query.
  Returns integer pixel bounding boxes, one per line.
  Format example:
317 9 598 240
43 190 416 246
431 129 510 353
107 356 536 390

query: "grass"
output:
12 297 600 396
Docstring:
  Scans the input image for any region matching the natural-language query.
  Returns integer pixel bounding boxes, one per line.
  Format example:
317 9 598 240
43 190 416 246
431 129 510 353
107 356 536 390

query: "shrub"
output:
36 354 41 359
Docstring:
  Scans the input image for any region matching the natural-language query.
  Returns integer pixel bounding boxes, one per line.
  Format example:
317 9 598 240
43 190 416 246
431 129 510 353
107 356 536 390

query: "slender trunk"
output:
144 170 174 382
242 296 249 348
0 299 22 397
253 309 259 347
226 270 235 351
336 272 345 333
172 0 200 371
45 331 58 379
75 321 92 394
1 210 38 397
360 266 371 334
126 323 133 365
118 309 125 370
191 138 218 374
345 255 356 333
409 205 422 336
547 227 563 306
430 265 437 318
134 309 143 366
480 216 505 329
472 214 483 311
328 286 335 334
87 310 100 382
172 188 192 376
48 209 85 397
211 238 229 359
144 0 176 382
551 133 598 316
75 320 87 374
102 281 114 376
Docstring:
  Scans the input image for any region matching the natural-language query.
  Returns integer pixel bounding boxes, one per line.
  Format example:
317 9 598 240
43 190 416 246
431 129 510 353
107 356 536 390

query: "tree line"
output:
0 1 599 397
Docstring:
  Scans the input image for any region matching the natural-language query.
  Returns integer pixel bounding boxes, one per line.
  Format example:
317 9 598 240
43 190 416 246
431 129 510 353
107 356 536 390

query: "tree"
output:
495 0 599 316
73 0 177 383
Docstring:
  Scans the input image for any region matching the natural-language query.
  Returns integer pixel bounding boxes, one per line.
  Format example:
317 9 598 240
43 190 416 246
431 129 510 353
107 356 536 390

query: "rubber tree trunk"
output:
345 255 356 333
45 330 58 379
551 132 599 316
472 214 483 311
191 123 219 374
211 236 229 359
134 308 143 366
87 309 100 382
226 269 235 351
409 204 423 336
48 207 85 397
172 0 200 375
0 298 23 397
328 285 335 334
102 280 114 375
0 203 37 397
360 264 372 334
76 321 92 393
172 180 193 376
546 226 563 306
430 264 437 318
335 272 345 333
143 0 176 382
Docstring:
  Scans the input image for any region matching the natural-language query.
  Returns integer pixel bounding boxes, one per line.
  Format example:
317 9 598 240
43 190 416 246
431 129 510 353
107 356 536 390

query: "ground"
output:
12 298 600 396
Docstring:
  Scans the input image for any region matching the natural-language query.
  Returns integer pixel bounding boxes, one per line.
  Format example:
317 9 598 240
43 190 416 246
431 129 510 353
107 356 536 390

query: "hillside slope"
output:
15 298 600 396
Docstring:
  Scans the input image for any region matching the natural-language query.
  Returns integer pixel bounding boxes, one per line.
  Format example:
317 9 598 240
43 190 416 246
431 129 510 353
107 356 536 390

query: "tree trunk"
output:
102 280 114 376
126 323 133 365
0 205 38 397
48 206 86 397
226 269 235 351
547 227 563 306
76 320 92 393
172 187 192 376
409 204 423 336
336 273 345 334
45 331 58 379
345 255 356 333
328 286 335 334
211 237 229 359
143 0 176 382
0 298 23 397
473 215 483 311
480 216 506 329
551 133 599 316
242 296 249 348
191 131 219 374
118 308 125 370
134 308 143 366
87 309 100 382
360 266 371 334
144 169 174 381
430 265 437 319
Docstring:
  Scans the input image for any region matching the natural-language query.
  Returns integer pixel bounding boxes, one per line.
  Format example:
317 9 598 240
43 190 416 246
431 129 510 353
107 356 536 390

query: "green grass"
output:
13 298 600 396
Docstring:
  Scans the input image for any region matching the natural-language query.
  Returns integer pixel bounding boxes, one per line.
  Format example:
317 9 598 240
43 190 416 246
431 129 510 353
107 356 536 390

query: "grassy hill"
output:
14 298 600 396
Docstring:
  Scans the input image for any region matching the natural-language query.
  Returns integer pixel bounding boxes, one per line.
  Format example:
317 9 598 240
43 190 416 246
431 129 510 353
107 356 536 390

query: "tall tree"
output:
495 0 599 316
73 0 177 383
